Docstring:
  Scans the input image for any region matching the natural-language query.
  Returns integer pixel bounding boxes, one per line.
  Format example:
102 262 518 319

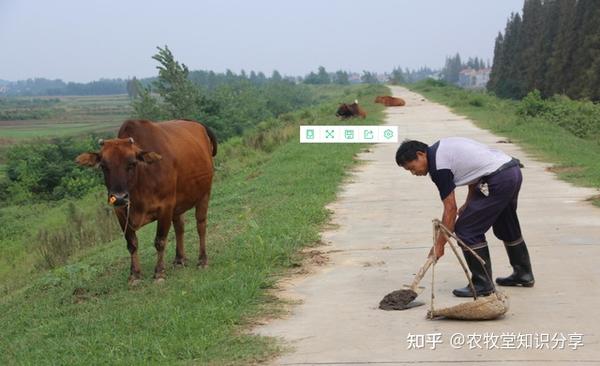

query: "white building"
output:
458 68 491 89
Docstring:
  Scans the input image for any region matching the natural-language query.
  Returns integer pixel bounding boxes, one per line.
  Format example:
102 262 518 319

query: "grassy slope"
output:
0 84 386 365
408 82 600 204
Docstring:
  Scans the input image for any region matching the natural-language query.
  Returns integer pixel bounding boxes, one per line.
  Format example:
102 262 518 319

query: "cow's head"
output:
75 137 162 207
336 103 350 117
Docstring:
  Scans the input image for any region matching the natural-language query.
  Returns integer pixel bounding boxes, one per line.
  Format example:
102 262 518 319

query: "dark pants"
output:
455 165 524 249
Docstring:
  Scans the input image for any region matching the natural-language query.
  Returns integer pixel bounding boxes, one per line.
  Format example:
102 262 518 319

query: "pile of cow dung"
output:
379 289 424 310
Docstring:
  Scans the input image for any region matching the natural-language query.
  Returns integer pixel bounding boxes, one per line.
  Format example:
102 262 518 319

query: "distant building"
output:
0 86 8 94
428 72 443 81
375 73 390 83
348 73 362 84
458 68 490 89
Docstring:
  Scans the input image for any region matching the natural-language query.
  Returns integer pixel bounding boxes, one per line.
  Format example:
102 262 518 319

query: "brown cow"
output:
375 95 406 106
76 119 217 284
336 99 367 119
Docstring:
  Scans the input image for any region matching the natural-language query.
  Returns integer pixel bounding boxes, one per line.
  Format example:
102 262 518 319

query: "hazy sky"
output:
0 0 524 82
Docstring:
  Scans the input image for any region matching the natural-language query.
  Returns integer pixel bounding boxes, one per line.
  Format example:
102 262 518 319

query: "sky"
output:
0 0 524 82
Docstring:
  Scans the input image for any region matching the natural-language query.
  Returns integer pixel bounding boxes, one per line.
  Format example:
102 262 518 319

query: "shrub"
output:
1 136 102 203
517 89 550 117
468 95 485 107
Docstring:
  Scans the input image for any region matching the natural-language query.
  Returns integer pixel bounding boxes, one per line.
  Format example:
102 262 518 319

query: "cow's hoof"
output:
173 258 186 268
197 262 209 270
154 277 166 284
128 277 142 287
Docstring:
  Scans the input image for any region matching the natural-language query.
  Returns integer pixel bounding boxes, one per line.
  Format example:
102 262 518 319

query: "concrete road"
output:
256 86 600 365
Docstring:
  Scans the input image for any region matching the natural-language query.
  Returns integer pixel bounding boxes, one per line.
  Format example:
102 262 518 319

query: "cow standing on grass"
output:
76 119 217 285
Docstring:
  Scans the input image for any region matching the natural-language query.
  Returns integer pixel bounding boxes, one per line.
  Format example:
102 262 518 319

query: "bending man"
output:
395 137 535 297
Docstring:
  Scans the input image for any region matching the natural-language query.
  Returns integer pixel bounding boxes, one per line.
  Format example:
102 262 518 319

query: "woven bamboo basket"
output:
427 291 509 320
428 220 510 321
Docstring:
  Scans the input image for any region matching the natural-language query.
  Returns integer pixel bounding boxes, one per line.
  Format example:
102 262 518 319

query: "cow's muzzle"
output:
108 192 129 207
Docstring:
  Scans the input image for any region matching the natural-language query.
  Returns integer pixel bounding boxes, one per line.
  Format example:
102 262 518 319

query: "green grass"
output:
0 84 387 365
408 81 600 205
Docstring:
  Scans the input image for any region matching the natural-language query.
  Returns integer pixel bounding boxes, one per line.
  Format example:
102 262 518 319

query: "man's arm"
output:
431 190 457 259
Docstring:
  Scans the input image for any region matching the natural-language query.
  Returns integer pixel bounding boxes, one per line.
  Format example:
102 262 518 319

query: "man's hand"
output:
429 241 446 259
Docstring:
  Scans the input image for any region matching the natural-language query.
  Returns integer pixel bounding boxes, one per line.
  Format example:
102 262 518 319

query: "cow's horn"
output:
128 137 134 144
354 99 358 104
98 138 104 146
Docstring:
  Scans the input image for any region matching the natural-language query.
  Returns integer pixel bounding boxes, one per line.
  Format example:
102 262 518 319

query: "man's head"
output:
395 140 429 176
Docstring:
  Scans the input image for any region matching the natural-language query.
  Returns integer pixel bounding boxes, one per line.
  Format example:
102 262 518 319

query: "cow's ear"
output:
75 152 100 167
137 151 162 164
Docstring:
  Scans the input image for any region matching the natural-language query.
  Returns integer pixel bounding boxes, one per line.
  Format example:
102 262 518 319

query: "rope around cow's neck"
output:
124 201 131 234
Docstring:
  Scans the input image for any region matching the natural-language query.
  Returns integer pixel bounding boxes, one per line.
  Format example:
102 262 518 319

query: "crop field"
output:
0 94 131 143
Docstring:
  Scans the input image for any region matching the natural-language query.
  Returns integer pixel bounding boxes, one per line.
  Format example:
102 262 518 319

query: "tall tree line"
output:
488 0 600 100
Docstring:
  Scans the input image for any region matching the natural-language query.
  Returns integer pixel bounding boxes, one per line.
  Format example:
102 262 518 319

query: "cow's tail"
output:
201 123 218 157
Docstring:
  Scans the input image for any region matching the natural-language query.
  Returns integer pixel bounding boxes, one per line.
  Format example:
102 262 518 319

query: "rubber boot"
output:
496 241 535 287
453 246 495 298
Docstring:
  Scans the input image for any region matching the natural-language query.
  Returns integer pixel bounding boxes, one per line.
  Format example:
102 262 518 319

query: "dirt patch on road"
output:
545 165 584 174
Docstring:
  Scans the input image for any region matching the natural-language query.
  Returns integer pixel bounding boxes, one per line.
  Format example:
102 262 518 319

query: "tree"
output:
271 70 283 82
131 86 163 120
360 71 379 84
519 0 546 92
303 66 331 84
316 66 330 84
442 53 462 84
389 67 405 84
333 70 350 84
126 77 142 99
489 0 600 100
151 45 204 119
489 13 525 98
487 32 504 91
569 0 600 99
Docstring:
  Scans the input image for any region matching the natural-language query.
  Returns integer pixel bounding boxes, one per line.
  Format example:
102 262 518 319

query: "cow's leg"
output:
172 214 186 267
154 214 173 281
195 192 210 268
125 229 142 285
115 208 141 285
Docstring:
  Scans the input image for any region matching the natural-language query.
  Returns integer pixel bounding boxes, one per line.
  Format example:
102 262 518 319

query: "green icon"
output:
344 129 354 139
325 129 335 138
384 129 394 139
364 130 374 139
306 129 315 139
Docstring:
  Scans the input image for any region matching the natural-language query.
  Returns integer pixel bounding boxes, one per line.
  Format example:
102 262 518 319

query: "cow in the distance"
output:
375 95 406 106
76 119 217 285
336 100 367 119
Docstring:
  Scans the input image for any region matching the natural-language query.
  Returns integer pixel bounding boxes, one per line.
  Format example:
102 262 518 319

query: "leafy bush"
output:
517 90 550 117
422 78 448 88
468 95 485 107
1 136 102 203
517 90 600 138
544 96 600 139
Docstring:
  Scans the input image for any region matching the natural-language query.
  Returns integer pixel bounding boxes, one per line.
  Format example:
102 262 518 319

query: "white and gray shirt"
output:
427 137 513 200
